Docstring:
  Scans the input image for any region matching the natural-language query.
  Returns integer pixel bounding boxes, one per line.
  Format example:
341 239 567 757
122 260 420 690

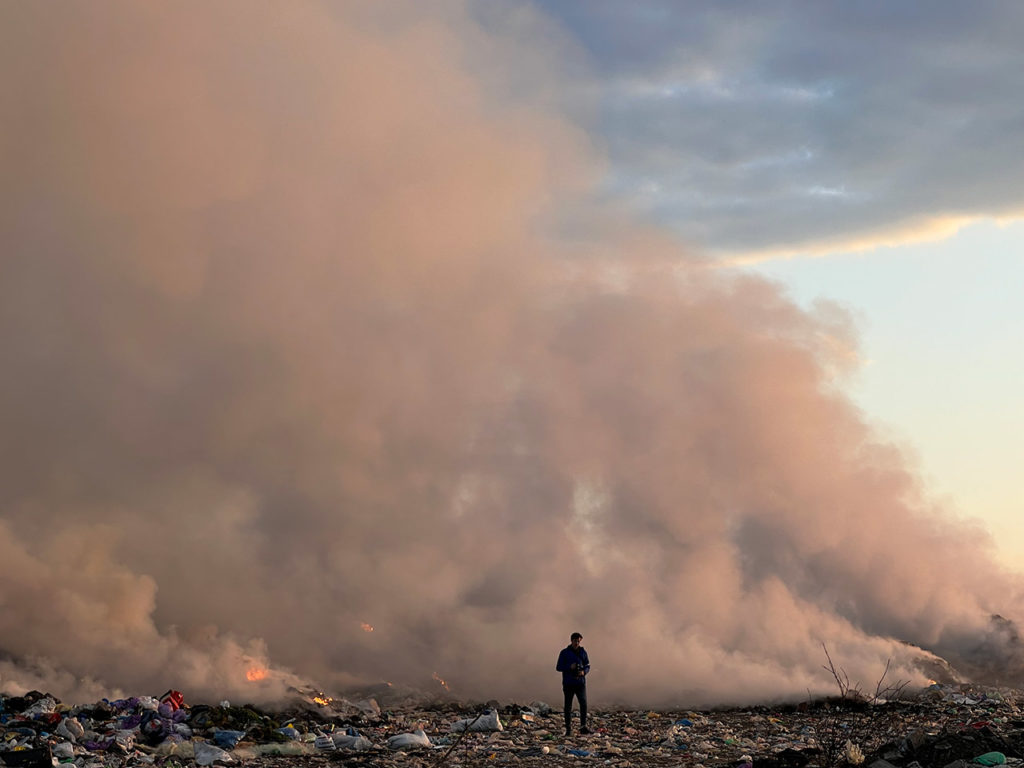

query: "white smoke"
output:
0 1 1021 707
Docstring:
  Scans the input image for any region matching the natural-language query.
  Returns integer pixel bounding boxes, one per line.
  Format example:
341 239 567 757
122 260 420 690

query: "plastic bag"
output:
194 740 234 766
332 733 373 751
387 729 432 750
56 718 85 742
212 730 246 750
52 743 75 763
975 753 1007 766
451 710 503 733
314 734 336 750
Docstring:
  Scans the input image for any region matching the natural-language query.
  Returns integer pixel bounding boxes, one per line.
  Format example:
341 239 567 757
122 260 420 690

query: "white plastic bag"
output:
194 741 235 766
137 697 161 711
333 734 373 751
387 729 432 750
52 742 75 762
451 710 503 733
56 718 85 742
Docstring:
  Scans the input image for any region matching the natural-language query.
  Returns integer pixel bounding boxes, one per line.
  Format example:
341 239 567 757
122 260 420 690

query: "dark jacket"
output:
556 645 590 687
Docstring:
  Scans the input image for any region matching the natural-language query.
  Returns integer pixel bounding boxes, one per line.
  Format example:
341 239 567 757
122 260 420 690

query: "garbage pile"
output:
3 683 1024 768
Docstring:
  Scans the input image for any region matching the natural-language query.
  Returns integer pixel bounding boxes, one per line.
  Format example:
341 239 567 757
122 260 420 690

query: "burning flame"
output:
432 672 450 692
361 622 374 632
246 666 268 682
312 694 332 706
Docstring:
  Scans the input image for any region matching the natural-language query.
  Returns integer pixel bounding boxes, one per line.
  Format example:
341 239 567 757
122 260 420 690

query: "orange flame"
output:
432 672 450 692
246 666 268 681
313 695 332 706
361 622 374 632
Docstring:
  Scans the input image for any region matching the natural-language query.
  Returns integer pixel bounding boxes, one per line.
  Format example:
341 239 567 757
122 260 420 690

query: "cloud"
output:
537 0 1024 256
0 1 1022 708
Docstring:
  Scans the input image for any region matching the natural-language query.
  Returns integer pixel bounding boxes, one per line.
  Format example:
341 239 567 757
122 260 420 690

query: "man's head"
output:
570 632 583 648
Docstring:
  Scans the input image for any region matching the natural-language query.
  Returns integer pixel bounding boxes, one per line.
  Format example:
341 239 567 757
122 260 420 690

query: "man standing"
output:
556 632 590 736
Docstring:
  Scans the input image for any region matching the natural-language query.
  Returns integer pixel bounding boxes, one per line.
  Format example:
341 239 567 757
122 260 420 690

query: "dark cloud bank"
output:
538 0 1024 255
0 1 1022 708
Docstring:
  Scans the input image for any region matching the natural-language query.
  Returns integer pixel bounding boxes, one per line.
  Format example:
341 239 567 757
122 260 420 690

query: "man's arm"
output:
581 650 591 676
556 649 570 672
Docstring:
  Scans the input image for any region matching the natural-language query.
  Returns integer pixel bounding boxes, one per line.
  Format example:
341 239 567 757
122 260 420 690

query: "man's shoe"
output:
580 727 591 735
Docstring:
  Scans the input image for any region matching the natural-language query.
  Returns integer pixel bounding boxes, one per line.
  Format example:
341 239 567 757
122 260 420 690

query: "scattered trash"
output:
20 698 57 718
663 722 691 748
3 681 1024 768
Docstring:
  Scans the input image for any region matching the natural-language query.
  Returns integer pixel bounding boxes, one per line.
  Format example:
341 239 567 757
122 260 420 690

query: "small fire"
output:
361 622 374 632
312 694 332 707
246 667 268 682
432 672 450 692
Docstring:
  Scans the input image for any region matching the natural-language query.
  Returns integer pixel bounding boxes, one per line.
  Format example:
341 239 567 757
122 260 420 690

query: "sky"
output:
749 221 1024 572
2 1 1024 708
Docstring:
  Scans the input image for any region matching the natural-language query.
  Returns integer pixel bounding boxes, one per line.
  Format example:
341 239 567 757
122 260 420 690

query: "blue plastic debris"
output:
212 730 247 749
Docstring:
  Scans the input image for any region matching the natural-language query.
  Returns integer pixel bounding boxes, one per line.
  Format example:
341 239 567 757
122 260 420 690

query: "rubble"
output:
4 683 1024 768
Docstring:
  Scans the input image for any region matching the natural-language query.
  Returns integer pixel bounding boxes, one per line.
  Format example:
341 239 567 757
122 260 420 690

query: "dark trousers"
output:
563 684 587 731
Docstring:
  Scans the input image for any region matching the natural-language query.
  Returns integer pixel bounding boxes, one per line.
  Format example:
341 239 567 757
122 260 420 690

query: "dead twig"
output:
432 710 487 768
871 658 910 703
822 642 858 700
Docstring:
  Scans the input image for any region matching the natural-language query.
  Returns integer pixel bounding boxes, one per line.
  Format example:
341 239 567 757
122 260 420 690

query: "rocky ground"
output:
3 684 1024 768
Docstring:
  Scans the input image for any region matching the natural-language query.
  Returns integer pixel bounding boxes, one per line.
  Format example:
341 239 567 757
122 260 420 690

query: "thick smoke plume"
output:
1 2 1022 707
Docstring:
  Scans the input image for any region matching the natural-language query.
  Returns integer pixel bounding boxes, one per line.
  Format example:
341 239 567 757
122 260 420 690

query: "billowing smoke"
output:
1 1 1021 707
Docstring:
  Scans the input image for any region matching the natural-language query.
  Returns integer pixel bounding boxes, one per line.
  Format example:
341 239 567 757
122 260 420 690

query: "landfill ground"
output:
4 684 1024 768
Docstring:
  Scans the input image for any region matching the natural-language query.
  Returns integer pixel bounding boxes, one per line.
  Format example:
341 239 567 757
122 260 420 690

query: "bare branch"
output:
870 657 911 703
822 642 853 699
